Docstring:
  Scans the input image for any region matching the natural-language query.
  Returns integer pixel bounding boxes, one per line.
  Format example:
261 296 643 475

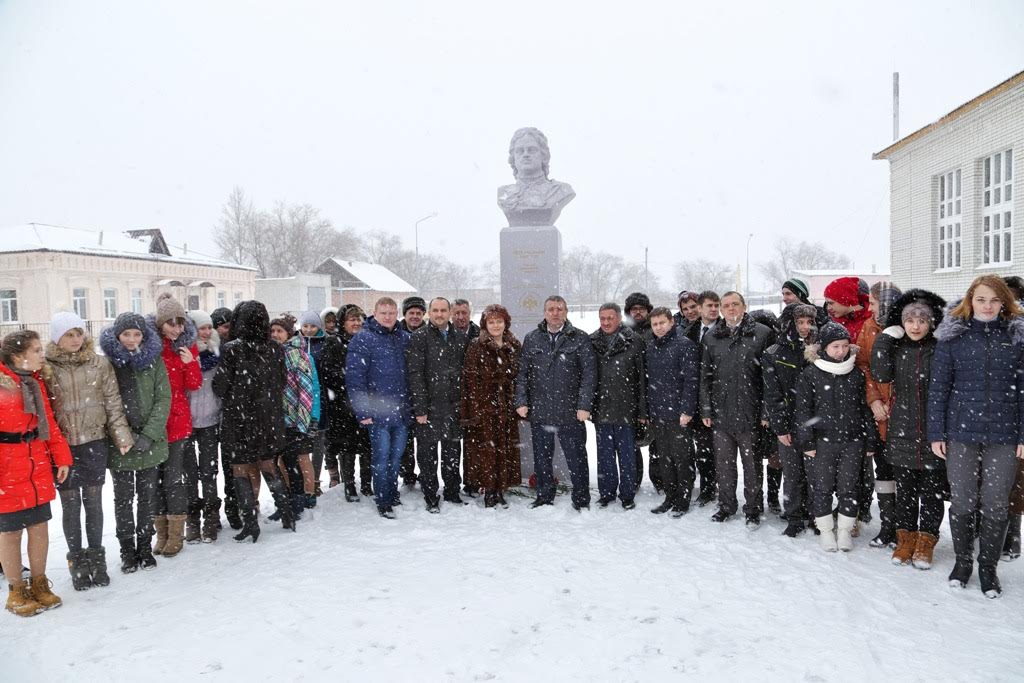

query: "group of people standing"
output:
1 272 1023 618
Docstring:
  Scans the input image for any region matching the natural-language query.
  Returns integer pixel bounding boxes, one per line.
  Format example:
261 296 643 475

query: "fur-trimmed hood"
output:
145 312 197 351
934 313 1024 344
195 328 221 355
804 343 860 364
44 336 97 367
99 321 164 370
885 288 947 329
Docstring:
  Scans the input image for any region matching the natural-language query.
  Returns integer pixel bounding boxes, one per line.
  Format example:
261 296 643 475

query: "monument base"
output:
499 225 561 341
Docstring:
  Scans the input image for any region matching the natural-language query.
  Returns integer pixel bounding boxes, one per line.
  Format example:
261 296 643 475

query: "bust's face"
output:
513 134 543 177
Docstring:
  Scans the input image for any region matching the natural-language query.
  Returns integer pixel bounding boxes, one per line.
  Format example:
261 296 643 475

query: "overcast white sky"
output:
1 1 1022 291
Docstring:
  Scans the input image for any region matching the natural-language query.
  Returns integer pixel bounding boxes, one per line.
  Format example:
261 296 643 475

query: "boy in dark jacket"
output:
645 308 700 517
795 322 879 553
762 303 817 536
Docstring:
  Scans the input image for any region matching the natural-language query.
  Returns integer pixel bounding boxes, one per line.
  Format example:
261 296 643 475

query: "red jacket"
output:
162 338 203 443
0 362 73 514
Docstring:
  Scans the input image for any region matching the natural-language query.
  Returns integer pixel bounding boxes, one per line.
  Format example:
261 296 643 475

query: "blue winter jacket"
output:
927 315 1024 445
645 324 701 423
514 319 597 425
345 316 411 426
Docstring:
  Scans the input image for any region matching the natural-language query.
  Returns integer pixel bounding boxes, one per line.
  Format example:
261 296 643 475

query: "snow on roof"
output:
0 223 256 271
328 258 415 292
792 269 891 277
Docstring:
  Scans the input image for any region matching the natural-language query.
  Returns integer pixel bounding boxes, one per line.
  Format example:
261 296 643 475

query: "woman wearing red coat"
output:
147 293 202 558
0 330 73 617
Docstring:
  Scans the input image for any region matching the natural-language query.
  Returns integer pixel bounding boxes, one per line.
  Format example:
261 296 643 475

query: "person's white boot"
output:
815 515 837 552
837 514 857 552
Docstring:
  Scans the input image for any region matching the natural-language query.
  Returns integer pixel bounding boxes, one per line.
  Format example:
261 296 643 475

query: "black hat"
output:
782 278 810 303
113 312 147 338
624 292 652 313
402 296 427 315
817 321 850 349
211 307 233 328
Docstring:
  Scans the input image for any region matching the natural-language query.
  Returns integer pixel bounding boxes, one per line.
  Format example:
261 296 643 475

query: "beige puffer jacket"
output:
43 338 134 450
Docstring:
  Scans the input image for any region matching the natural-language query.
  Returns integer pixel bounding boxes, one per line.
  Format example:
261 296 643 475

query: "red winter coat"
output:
0 362 73 514
161 337 202 443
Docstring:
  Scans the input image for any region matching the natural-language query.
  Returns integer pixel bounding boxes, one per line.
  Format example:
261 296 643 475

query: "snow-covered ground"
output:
4 434 1024 681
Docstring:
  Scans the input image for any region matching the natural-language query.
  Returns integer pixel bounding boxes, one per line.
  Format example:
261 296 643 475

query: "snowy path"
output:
4 448 1024 682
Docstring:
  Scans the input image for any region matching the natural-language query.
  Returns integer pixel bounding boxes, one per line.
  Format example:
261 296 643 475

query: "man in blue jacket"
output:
516 295 597 510
345 297 412 519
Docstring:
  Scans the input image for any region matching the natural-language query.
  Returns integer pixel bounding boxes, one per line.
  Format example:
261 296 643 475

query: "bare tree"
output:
758 238 852 290
214 186 255 266
675 259 735 294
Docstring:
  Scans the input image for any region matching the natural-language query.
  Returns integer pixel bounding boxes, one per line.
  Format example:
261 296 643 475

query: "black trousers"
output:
185 425 220 513
417 438 462 503
653 421 695 507
778 441 810 520
400 433 418 483
692 420 716 496
807 441 864 518
156 439 188 516
112 466 159 545
893 465 946 536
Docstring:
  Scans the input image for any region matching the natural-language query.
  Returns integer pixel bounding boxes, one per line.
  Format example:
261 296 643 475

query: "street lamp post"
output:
414 212 438 290
745 233 754 298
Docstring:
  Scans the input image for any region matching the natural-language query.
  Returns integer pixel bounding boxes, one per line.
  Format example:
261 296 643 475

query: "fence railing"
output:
0 320 110 342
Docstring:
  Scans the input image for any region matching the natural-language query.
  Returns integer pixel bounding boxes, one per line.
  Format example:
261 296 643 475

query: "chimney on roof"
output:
871 264 877 274
98 231 104 246
892 72 900 141
184 242 188 254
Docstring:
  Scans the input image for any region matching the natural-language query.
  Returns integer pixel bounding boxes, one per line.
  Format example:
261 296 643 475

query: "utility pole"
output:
414 212 438 291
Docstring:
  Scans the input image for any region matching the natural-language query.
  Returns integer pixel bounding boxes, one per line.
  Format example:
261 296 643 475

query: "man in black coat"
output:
690 290 721 506
700 291 773 526
590 303 647 509
406 297 469 511
763 303 818 536
623 292 658 492
451 299 481 341
515 295 597 510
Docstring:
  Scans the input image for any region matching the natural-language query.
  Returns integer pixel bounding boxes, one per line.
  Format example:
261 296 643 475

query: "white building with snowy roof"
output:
0 223 256 338
314 257 416 310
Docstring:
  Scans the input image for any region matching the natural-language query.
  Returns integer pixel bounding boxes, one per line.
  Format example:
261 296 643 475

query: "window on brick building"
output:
937 168 961 269
72 287 88 319
0 289 18 323
982 149 1013 265
103 288 118 319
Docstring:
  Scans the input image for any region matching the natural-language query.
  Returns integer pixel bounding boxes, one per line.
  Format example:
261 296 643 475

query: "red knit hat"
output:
824 277 861 307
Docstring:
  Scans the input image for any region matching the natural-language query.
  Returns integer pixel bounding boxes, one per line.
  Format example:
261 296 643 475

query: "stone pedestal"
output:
501 225 569 484
499 225 561 341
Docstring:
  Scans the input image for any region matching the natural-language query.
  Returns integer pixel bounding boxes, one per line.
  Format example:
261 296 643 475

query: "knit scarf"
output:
282 346 315 432
112 364 145 432
831 308 873 343
13 369 49 441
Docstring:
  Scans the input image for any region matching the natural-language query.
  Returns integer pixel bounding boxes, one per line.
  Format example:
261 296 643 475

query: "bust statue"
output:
498 127 575 227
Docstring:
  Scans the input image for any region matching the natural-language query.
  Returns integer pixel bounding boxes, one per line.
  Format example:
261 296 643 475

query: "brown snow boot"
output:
162 515 187 558
152 515 169 555
28 575 62 610
912 532 938 570
890 529 917 565
6 579 44 617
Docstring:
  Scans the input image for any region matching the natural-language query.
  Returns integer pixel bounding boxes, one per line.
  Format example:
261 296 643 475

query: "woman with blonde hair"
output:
929 275 1024 598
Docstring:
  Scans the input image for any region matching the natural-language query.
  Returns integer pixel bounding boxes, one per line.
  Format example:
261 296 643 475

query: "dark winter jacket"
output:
927 314 1024 445
99 324 172 471
794 346 880 454
515 320 597 425
320 330 369 453
457 321 481 341
345 316 412 426
589 325 647 425
406 322 468 441
699 314 772 432
645 325 700 423
871 289 946 468
213 301 288 463
762 309 812 437
147 314 202 443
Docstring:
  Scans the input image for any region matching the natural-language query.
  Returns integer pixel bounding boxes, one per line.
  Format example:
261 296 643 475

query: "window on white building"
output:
233 291 243 305
938 169 962 269
131 288 144 314
103 288 118 319
216 291 226 309
982 148 1014 265
73 287 88 319
0 289 18 323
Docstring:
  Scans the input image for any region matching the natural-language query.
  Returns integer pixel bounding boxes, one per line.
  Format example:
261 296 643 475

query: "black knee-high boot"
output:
766 467 782 514
232 477 260 543
948 511 975 587
262 469 296 532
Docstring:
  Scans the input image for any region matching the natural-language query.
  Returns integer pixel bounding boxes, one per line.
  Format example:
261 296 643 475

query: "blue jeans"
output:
531 422 590 507
596 424 637 502
369 424 409 508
